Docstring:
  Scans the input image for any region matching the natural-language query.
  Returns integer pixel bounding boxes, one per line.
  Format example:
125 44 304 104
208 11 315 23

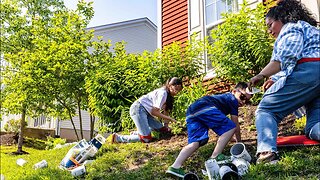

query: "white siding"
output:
60 110 93 131
89 18 157 54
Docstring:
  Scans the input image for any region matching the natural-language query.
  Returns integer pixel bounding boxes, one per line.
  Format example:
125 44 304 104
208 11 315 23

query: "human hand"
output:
170 118 177 123
262 79 274 91
248 74 266 90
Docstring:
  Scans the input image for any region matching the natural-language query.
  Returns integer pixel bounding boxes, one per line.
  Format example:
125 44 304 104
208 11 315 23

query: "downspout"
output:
157 0 162 49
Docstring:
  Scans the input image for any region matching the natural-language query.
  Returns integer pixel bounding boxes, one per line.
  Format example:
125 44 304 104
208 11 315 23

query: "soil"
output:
0 133 18 146
150 105 299 159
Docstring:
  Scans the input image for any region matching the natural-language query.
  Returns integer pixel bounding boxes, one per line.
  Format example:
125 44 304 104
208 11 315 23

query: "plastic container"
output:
205 158 220 180
230 143 252 162
75 145 98 163
89 134 106 149
33 160 48 169
184 172 199 180
60 139 89 168
232 158 250 176
219 164 239 180
70 165 86 177
16 158 27 166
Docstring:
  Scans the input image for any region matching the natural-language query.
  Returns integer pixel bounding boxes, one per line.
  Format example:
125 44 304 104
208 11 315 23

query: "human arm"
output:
250 23 304 89
249 61 281 88
231 115 241 142
150 107 176 123
162 110 171 127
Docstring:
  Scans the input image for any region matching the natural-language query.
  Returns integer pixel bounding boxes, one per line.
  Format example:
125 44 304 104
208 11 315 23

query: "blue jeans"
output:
255 61 320 154
116 101 164 143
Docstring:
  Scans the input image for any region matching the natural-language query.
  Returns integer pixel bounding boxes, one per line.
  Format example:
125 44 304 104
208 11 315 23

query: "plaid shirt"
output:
268 21 320 116
270 20 320 86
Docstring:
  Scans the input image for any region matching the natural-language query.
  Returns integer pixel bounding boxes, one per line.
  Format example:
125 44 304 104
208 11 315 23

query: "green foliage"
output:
44 136 67 150
86 38 206 131
1 0 95 141
170 77 209 134
24 137 47 150
294 116 306 131
3 119 21 133
120 107 136 131
207 0 274 82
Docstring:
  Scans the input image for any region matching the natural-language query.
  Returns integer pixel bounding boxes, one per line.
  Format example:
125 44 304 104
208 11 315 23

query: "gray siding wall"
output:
93 22 157 53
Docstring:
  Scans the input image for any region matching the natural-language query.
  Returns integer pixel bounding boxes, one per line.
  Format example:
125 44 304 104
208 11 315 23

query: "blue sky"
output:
63 0 158 28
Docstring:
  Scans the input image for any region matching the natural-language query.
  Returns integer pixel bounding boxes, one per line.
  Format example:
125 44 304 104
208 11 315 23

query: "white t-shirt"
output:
138 87 168 115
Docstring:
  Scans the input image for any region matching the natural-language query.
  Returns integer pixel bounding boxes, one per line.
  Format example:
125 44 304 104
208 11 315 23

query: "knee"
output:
307 122 320 141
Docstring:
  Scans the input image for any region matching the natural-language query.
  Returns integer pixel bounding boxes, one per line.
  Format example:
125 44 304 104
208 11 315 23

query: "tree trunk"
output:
17 107 26 154
68 111 80 141
89 114 95 139
77 101 84 139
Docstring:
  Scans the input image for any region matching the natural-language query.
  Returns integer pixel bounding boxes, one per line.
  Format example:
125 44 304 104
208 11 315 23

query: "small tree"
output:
86 38 206 132
0 0 67 154
207 0 274 82
0 0 94 155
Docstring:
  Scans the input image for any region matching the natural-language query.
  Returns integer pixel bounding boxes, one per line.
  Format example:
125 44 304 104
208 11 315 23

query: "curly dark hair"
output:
266 0 318 26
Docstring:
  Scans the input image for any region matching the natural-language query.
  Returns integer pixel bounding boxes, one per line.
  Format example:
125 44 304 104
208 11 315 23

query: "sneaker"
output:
214 154 231 164
166 166 185 178
256 152 279 164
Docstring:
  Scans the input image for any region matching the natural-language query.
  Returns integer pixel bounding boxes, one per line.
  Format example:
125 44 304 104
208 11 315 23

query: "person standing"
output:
249 0 320 164
111 77 183 143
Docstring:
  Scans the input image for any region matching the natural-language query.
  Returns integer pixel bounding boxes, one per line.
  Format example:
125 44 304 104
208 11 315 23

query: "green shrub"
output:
24 137 47 150
207 0 274 82
3 119 21 133
120 106 135 131
45 136 67 150
294 116 306 131
86 37 205 132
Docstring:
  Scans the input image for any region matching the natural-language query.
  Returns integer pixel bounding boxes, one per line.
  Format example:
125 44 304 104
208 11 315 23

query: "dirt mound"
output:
0 133 18 146
150 105 298 153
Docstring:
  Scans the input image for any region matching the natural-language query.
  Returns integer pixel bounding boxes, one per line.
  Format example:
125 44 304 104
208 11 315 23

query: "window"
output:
204 0 239 73
188 0 240 74
205 0 238 27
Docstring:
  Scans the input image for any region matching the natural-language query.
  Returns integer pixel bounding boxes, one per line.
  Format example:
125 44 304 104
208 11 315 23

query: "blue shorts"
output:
186 106 236 145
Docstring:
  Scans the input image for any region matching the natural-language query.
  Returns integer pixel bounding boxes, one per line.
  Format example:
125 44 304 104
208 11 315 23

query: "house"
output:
1 17 157 142
158 0 320 79
90 17 157 53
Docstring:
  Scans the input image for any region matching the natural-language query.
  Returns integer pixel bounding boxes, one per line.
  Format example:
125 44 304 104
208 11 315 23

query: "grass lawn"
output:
0 145 74 180
1 140 319 180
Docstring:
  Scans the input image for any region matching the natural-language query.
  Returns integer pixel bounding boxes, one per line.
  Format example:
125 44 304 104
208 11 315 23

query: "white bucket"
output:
230 143 251 162
219 165 239 180
183 172 199 180
205 158 220 180
16 158 27 166
232 158 250 176
33 160 48 169
70 165 86 177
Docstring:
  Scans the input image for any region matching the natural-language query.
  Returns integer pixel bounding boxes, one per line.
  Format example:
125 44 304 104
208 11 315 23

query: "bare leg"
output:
171 142 200 168
210 128 235 158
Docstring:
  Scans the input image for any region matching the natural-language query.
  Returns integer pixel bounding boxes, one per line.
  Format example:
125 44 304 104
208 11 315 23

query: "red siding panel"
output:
162 0 188 47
